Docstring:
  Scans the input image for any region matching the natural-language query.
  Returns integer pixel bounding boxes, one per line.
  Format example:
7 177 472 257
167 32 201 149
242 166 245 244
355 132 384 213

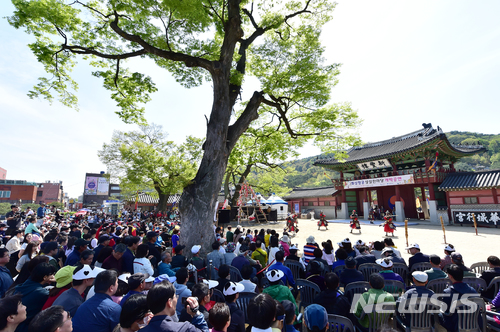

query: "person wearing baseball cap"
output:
223 282 245 332
376 258 405 285
120 273 148 306
304 304 328 332
450 252 475 277
339 257 364 287
65 239 90 267
440 244 455 269
171 245 188 269
396 271 434 327
380 247 407 266
92 234 110 265
405 243 429 272
190 245 206 277
53 265 104 316
146 231 161 268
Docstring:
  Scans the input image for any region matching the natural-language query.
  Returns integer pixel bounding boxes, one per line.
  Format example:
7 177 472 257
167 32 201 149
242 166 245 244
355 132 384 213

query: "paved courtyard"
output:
239 218 498 266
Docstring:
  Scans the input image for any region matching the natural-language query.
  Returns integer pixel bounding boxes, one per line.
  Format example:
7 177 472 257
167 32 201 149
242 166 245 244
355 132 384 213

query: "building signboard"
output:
453 211 500 226
356 159 391 171
84 177 98 195
344 174 414 189
97 177 109 196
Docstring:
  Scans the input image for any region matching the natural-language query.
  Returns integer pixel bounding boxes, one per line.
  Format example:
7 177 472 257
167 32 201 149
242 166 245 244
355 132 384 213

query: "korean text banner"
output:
84 176 98 195
344 174 414 189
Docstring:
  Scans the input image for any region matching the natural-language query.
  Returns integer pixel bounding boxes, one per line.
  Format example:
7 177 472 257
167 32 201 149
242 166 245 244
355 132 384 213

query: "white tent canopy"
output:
266 194 288 219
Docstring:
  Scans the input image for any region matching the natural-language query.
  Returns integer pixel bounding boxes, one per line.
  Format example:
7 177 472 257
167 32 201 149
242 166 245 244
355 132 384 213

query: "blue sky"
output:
1 1 499 198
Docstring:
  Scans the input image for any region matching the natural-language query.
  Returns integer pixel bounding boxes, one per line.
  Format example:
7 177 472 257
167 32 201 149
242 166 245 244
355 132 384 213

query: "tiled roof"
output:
439 170 500 191
314 124 484 167
125 193 181 204
284 186 337 200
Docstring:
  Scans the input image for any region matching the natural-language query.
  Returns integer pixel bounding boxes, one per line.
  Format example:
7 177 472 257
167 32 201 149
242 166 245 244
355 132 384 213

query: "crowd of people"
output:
1 203 500 332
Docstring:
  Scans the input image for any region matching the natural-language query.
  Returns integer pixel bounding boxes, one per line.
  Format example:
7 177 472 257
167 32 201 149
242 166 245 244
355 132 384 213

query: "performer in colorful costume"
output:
317 211 328 230
382 210 396 236
350 210 361 234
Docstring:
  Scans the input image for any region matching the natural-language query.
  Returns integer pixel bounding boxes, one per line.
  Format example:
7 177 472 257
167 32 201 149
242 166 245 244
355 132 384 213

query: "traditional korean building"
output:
284 186 338 219
314 123 485 224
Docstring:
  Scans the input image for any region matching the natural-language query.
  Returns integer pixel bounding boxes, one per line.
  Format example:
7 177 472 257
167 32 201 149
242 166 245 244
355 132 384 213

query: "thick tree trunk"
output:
158 192 168 212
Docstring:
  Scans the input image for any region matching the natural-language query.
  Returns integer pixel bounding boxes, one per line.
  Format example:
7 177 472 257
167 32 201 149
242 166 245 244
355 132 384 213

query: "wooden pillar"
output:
428 184 435 200
395 185 401 201
363 188 368 202
342 189 346 203
493 188 498 204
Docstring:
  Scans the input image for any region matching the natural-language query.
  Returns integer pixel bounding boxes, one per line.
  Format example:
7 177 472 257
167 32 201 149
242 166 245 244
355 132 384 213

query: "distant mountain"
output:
283 131 500 189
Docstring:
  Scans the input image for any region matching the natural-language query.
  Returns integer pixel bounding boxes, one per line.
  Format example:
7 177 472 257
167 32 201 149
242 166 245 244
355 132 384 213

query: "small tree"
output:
98 124 202 211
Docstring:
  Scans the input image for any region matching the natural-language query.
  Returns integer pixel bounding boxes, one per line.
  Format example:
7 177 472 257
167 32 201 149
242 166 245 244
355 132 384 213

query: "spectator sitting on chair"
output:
480 255 500 299
313 272 350 317
396 271 434 327
440 244 455 269
331 248 348 270
306 249 329 275
339 256 364 287
405 243 429 272
383 238 401 258
303 304 329 332
380 247 407 266
102 243 127 273
207 242 225 280
370 241 385 260
223 282 245 332
269 251 295 288
438 264 479 332
0 294 26 332
215 265 231 294
262 270 298 315
247 294 276 332
425 254 447 282
240 264 257 293
377 258 405 285
271 300 285 332
353 273 395 330
286 245 300 262
281 300 299 332
305 261 326 291
355 246 376 267
208 303 230 332
450 252 475 278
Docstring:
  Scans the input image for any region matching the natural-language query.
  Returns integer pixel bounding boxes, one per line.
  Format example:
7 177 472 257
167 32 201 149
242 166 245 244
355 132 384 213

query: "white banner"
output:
344 174 414 189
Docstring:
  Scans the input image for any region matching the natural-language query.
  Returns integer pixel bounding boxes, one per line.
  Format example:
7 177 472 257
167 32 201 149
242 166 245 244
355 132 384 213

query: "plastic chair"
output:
211 288 225 302
392 263 410 285
410 262 432 273
355 301 396 332
484 276 500 301
327 314 355 332
426 278 451 293
470 262 489 275
228 265 243 282
396 297 440 332
462 277 487 293
284 260 304 281
383 280 405 300
296 278 321 311
358 263 381 282
450 297 486 332
486 310 500 332
236 292 256 324
333 265 346 277
343 281 370 303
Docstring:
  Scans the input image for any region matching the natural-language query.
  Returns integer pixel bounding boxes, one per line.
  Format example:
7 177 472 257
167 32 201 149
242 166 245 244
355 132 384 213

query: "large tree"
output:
98 124 202 211
8 0 359 255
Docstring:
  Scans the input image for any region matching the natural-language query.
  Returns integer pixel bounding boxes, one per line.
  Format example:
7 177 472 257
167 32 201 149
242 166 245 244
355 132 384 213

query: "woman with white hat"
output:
280 235 290 257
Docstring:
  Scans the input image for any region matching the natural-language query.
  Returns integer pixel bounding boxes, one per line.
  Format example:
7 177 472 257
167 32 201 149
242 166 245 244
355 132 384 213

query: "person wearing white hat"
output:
405 243 430 272
303 236 318 266
396 271 434 327
190 245 206 277
440 244 455 269
376 258 405 285
279 235 290 257
53 264 104 317
223 282 245 332
262 269 298 311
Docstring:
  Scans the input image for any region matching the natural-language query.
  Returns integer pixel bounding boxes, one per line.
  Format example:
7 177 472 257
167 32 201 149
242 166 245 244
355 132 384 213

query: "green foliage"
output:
47 201 64 209
98 124 203 197
446 131 500 170
0 203 12 215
